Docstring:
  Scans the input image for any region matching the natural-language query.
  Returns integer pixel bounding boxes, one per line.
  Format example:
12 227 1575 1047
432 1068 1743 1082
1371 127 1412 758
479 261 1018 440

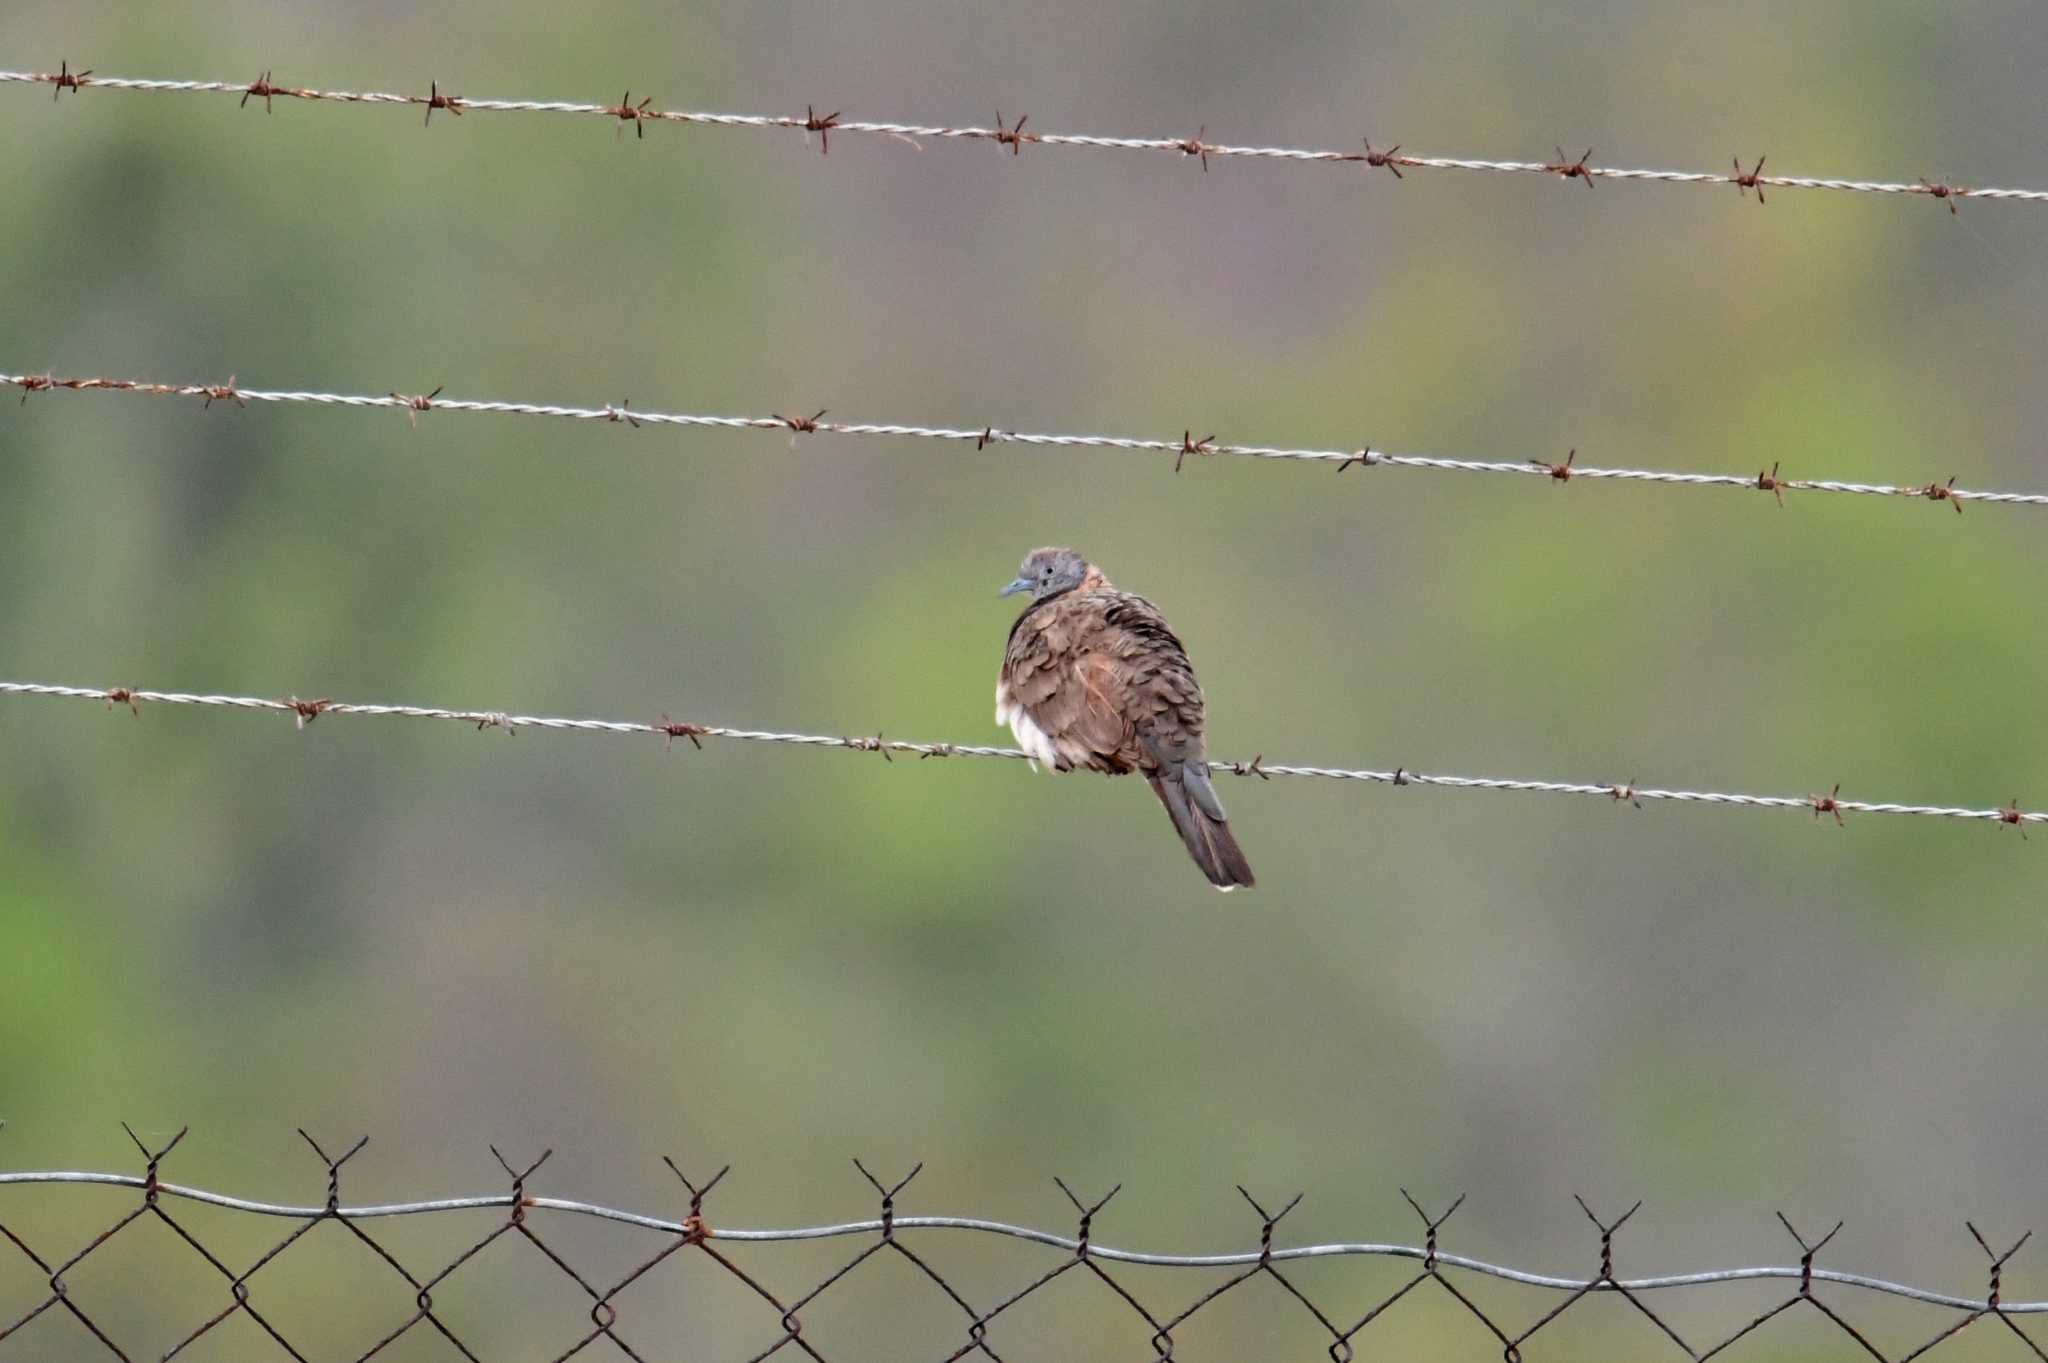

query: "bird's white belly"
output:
995 682 1060 768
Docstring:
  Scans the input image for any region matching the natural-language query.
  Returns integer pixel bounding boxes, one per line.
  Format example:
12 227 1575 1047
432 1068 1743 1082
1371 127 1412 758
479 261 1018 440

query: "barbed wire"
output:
2 1133 2045 1363
6 64 2044 214
8 371 2045 514
1 680 2037 832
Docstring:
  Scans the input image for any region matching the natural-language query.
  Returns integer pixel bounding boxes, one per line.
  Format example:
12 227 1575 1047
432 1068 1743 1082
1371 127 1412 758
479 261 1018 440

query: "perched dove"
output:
997 547 1255 890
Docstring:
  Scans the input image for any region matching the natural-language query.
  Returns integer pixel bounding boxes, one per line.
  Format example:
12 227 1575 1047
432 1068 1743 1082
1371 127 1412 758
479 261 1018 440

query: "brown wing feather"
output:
1001 589 1202 775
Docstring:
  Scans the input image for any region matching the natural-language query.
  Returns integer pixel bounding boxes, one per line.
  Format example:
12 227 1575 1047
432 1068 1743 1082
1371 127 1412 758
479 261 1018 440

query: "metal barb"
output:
804 104 841 154
283 696 330 728
242 70 277 112
1757 460 1787 507
391 385 443 427
660 715 707 750
422 78 463 125
1920 475 1964 512
1918 177 1963 214
1550 145 1596 187
1361 138 1405 178
1999 799 2029 837
50 59 91 100
1734 155 1768 203
608 89 654 138
993 109 1030 155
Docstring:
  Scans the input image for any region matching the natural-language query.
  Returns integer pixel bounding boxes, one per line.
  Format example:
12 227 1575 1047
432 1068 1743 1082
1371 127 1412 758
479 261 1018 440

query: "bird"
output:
996 547 1255 890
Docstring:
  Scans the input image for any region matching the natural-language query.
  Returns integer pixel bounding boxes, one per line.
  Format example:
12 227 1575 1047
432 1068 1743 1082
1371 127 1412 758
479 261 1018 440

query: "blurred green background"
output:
2 0 2045 1358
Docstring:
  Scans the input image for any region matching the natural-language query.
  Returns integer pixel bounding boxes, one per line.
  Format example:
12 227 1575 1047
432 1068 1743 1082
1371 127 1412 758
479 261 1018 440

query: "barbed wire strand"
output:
8 372 2046 513
3 1151 2046 1363
5 66 2043 212
2 680 2038 829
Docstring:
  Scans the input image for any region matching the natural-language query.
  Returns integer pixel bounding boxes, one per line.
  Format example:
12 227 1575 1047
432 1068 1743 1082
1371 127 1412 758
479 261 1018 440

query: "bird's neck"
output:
1078 566 1111 591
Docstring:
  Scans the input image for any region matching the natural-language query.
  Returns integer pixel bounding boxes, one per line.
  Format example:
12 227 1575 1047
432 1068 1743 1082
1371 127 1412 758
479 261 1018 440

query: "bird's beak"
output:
998 577 1034 598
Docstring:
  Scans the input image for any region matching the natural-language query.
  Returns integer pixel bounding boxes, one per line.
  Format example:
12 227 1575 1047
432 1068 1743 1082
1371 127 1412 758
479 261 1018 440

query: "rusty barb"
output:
660 715 707 751
1921 475 1965 512
48 59 90 99
804 104 840 154
991 109 1032 155
3 1147 2046 1363
422 78 463 125
1548 146 1596 187
1734 154 1768 203
607 89 654 138
390 385 443 427
1357 137 1406 178
1919 178 1964 215
282 696 330 729
1757 460 1788 507
11 65 2043 212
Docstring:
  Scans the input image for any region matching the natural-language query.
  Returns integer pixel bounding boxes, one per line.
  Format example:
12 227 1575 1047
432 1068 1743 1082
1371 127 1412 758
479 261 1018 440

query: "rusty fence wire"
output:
9 371 2048 515
5 64 2047 213
0 679 2041 832
2 1129 2045 1363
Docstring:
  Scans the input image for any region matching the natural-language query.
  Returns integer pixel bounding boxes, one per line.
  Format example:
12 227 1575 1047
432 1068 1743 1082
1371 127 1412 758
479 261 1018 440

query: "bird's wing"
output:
1001 591 1202 773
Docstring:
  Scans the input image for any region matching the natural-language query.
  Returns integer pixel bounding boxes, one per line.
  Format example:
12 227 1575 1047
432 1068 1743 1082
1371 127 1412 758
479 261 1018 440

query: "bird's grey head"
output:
999 547 1092 603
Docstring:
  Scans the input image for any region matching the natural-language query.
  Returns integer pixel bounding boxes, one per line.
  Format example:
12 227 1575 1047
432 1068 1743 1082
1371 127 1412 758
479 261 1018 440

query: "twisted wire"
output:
8 372 2045 511
5 67 2043 209
2 680 2038 828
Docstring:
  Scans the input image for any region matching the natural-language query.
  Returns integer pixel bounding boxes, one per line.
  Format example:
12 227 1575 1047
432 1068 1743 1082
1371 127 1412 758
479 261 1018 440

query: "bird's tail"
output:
1148 764 1255 891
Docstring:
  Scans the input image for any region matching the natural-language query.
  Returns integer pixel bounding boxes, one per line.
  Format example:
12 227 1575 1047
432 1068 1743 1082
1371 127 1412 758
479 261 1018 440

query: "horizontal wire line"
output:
2 680 2038 827
0 1170 2038 1313
7 371 2045 511
4 67 2042 209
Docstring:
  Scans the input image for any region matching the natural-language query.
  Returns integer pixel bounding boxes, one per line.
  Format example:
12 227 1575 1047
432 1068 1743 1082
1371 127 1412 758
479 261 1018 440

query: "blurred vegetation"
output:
2 0 2045 1357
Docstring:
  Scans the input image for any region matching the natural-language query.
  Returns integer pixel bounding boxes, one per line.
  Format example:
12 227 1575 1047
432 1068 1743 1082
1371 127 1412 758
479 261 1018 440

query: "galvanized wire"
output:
4 66 2043 212
7 372 2043 513
2 1140 2044 1363
1 680 2039 829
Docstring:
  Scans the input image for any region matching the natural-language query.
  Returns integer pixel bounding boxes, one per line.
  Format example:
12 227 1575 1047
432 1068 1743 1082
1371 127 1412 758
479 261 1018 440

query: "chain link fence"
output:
2 1129 2043 1362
